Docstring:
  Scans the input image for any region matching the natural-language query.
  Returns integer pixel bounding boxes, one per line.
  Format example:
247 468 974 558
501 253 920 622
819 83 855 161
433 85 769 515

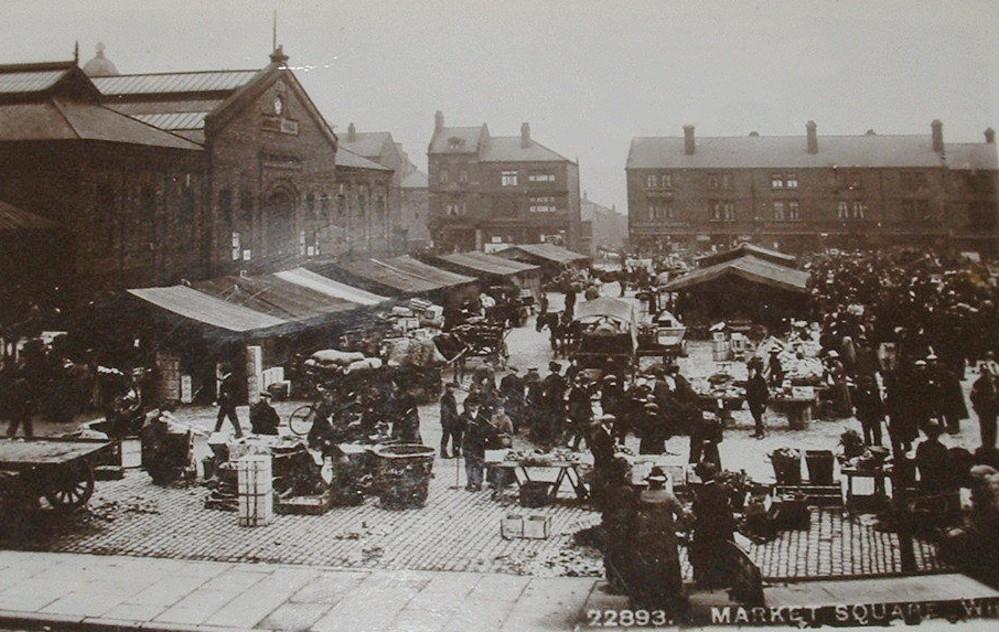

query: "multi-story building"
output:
626 121 999 255
581 191 628 255
427 111 582 253
399 168 430 248
0 44 392 293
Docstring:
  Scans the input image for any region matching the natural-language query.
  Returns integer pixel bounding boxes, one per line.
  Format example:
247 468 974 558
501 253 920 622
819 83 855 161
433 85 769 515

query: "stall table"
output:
490 460 588 502
770 396 817 430
842 465 891 509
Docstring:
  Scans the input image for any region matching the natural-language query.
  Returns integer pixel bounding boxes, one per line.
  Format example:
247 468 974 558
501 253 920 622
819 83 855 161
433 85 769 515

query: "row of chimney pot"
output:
681 120 995 155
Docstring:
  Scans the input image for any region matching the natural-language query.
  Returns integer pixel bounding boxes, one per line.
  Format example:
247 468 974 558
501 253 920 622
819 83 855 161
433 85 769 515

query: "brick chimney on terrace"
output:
931 119 944 154
986 128 995 144
683 125 695 155
806 120 818 154
521 122 531 148
435 111 444 134
347 122 356 142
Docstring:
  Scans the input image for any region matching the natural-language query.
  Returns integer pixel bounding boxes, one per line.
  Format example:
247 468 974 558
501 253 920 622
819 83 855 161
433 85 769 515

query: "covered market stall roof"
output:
496 243 590 266
126 285 286 334
663 255 811 294
574 296 637 324
696 243 797 269
274 268 388 306
435 251 540 277
192 274 364 323
331 256 476 296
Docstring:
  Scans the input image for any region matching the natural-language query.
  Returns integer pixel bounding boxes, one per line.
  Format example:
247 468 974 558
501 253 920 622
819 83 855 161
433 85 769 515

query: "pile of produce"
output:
505 448 582 466
306 349 383 375
691 373 744 399
755 336 824 385
382 336 446 367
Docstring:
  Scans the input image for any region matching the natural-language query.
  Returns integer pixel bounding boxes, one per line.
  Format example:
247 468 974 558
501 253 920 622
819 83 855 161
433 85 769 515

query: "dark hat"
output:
924 421 944 437
602 374 618 383
647 466 667 483
527 367 539 372
643 402 660 412
259 391 272 398
548 361 561 372
446 382 458 389
696 461 719 480
507 366 519 373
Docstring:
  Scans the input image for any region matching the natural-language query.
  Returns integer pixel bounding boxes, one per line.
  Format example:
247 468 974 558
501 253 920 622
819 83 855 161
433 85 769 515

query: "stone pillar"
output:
246 345 263 404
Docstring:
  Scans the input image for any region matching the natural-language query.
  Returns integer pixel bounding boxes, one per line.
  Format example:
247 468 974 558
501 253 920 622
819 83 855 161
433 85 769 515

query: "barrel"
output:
372 444 436 509
770 450 802 485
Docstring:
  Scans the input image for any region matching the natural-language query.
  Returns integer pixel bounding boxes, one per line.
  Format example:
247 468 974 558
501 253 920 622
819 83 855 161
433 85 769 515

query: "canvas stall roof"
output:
697 243 797 268
127 286 285 333
274 268 389 306
574 296 636 324
92 70 260 96
0 99 202 150
662 255 811 294
499 243 590 265
438 252 539 277
336 259 443 295
193 274 361 322
381 256 476 288
0 201 58 231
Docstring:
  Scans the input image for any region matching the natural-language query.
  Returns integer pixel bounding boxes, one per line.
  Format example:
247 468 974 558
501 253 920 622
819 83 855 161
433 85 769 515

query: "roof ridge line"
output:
96 68 260 79
48 97 83 140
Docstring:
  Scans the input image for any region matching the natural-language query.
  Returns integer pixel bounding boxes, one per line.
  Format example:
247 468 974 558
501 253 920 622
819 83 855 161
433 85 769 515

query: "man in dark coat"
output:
767 349 784 388
439 382 461 458
690 462 736 589
639 402 670 454
249 392 280 435
885 368 918 455
499 367 524 430
541 362 568 448
929 354 968 434
915 422 952 493
3 371 35 439
566 375 594 450
746 361 769 439
391 388 422 444
853 376 885 446
461 401 495 491
971 363 997 451
214 367 243 438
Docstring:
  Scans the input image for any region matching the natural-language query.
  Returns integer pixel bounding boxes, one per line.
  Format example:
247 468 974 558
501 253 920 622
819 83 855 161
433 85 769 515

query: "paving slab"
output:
386 570 480 632
499 577 595 632
310 572 430 632
154 589 243 626
259 602 335 632
203 567 317 628
442 573 530 632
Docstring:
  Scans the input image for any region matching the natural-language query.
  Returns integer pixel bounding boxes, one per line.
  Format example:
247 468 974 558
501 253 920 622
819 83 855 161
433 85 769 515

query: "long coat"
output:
633 488 685 608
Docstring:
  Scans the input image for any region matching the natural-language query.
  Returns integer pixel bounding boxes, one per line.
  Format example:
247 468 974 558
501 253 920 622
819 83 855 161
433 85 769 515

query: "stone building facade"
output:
427 112 582 253
627 121 999 255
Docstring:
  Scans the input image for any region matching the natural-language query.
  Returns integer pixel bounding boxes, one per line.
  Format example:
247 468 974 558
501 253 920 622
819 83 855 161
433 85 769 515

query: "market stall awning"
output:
378 255 477 288
435 251 540 277
496 243 590 266
696 243 797 269
334 259 446 295
126 286 286 333
193 274 362 322
663 255 811 294
273 268 389 306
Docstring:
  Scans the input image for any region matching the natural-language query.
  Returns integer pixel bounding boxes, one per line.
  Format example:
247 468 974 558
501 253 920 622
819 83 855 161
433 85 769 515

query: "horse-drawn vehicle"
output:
451 318 509 368
567 296 638 380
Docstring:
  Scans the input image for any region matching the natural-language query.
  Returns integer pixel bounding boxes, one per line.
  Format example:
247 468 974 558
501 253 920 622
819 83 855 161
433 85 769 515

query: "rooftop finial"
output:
73 41 79 64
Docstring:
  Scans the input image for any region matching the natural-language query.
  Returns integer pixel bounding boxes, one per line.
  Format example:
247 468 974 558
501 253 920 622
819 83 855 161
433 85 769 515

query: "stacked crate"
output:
237 455 273 527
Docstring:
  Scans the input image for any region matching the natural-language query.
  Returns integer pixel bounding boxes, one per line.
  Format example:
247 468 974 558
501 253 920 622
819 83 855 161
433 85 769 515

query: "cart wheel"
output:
44 461 95 513
288 404 316 436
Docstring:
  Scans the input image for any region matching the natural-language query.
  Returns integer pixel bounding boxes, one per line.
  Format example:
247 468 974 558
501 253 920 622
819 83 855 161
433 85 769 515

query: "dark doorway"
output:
264 188 296 264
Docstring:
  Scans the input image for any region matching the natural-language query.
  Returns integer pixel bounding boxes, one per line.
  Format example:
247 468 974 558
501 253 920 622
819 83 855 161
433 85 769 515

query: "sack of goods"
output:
308 349 365 372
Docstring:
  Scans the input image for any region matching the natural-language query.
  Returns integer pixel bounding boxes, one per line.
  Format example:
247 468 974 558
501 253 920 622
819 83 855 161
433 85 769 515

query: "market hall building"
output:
626 121 999 256
0 45 393 295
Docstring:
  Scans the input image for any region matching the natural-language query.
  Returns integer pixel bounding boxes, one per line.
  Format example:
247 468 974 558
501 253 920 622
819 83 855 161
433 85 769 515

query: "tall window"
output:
787 200 800 221
711 200 735 222
786 173 798 189
771 173 784 189
446 202 460 216
646 174 657 188
649 199 674 220
837 201 849 220
319 193 330 220
529 196 557 213
501 171 518 186
773 200 786 221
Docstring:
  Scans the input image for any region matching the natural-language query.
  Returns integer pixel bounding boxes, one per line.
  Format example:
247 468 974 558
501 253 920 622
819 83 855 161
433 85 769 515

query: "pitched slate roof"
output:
0 98 203 150
627 134 998 171
336 147 391 171
429 125 486 154
0 69 67 94
92 70 259 96
662 255 811 294
0 201 58 231
479 136 572 163
400 169 428 189
340 131 391 159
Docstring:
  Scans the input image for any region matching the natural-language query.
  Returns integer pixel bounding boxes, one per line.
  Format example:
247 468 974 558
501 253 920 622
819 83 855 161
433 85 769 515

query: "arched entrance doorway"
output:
264 188 296 263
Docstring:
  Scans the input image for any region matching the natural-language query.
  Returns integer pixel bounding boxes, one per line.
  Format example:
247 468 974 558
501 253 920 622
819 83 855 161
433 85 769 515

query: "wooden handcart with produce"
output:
0 438 113 516
451 318 509 368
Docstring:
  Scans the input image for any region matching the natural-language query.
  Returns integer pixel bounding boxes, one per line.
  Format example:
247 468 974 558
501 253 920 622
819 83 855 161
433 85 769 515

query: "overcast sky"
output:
7 0 998 212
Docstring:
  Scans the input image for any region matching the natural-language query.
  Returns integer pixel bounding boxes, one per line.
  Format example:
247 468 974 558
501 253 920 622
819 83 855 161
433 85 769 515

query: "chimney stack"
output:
434 110 444 134
806 120 818 154
521 122 531 148
347 122 356 142
986 128 995 144
931 119 944 154
683 125 695 155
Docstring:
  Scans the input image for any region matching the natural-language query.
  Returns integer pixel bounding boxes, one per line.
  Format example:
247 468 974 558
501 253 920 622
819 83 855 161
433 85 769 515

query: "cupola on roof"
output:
82 42 119 78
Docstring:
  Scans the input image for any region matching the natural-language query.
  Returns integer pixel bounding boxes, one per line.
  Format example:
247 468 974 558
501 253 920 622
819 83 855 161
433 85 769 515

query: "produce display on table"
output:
755 335 824 385
504 448 582 466
691 372 744 400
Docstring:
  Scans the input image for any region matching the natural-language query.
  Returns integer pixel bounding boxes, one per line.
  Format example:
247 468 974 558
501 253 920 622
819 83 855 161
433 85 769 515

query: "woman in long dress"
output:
632 468 687 617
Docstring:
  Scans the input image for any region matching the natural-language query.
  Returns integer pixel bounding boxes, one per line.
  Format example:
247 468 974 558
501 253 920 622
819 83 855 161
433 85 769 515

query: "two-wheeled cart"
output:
0 439 112 514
